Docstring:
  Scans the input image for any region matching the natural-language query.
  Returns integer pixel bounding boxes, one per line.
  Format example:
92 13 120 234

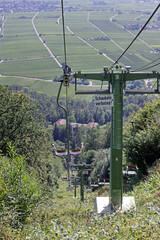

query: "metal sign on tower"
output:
94 94 113 107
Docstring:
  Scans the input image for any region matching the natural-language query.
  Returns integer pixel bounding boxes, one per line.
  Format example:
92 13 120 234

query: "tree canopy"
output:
124 99 160 176
0 86 49 163
0 85 63 187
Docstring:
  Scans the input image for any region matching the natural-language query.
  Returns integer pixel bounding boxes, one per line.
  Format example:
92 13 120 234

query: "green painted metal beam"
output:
75 90 111 95
74 71 159 83
123 71 159 81
125 89 160 94
74 71 108 81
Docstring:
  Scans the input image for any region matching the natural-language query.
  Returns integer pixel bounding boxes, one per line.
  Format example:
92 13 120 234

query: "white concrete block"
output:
95 196 136 214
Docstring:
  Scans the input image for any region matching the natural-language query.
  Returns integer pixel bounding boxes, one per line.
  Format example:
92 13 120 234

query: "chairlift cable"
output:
61 0 67 66
134 57 160 72
134 62 160 72
109 3 160 70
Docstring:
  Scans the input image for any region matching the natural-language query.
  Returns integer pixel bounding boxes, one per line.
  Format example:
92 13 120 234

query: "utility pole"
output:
74 69 160 210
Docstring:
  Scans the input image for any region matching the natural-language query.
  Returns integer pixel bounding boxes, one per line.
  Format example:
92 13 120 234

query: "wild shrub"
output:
0 143 41 228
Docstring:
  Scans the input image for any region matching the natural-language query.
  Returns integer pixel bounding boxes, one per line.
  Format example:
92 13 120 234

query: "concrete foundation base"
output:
95 196 136 214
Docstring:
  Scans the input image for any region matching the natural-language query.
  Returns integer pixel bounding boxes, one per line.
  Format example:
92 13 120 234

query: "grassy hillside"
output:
1 164 159 239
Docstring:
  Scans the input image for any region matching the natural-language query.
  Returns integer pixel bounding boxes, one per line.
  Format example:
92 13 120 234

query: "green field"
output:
0 1 159 95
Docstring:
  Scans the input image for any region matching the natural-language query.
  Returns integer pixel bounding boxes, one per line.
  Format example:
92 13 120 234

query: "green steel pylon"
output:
74 69 160 209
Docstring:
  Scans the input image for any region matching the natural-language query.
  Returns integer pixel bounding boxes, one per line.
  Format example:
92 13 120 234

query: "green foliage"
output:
124 99 160 175
84 128 100 151
0 85 63 188
11 86 111 126
16 168 160 239
53 124 66 143
0 144 41 227
89 149 110 180
0 85 48 162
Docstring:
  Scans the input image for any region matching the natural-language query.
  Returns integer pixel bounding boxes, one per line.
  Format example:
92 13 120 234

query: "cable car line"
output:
60 0 67 68
134 57 160 72
137 62 160 72
109 3 160 70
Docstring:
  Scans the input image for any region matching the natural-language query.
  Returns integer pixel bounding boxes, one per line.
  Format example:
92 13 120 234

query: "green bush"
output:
0 143 41 227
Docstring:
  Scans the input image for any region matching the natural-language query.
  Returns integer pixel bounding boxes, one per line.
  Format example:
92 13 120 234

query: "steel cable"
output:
61 0 67 66
134 60 160 72
109 4 160 70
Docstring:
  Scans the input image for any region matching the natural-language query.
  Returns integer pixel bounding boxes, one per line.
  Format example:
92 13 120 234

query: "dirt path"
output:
1 15 7 36
57 13 115 64
110 13 153 50
88 12 125 53
32 12 62 68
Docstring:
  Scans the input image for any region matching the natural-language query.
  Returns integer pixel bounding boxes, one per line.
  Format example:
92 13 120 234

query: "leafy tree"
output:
0 86 63 187
0 86 49 164
89 149 110 180
103 124 111 149
84 128 100 151
123 103 139 118
124 99 160 176
53 124 66 143
79 150 96 165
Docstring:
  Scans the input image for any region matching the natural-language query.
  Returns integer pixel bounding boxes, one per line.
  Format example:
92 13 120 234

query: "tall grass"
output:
16 165 160 239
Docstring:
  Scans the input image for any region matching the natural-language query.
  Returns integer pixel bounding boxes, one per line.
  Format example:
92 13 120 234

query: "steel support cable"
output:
134 62 160 72
134 57 160 71
60 0 70 158
109 3 160 70
61 0 67 67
